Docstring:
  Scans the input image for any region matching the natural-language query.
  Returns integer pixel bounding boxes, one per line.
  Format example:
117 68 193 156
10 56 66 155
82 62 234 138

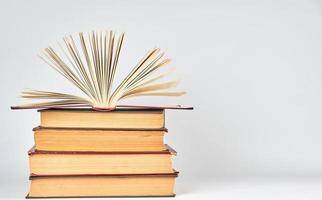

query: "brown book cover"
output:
29 171 179 179
29 144 177 155
11 105 193 111
26 195 176 199
33 126 168 132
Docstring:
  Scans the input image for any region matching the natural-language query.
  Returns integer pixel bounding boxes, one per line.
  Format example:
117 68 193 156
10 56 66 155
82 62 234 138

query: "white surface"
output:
1 0 322 198
1 176 322 200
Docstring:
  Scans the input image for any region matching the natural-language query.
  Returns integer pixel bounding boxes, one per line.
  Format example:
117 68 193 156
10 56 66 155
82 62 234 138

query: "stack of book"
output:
27 108 178 198
12 30 192 198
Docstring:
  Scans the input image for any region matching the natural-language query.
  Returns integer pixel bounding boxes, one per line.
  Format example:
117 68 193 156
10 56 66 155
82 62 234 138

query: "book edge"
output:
33 126 168 132
28 144 176 155
37 108 166 112
26 194 176 198
29 170 179 179
11 104 193 111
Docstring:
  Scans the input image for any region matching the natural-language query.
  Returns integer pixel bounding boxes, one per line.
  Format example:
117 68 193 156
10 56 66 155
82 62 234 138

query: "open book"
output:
13 30 187 110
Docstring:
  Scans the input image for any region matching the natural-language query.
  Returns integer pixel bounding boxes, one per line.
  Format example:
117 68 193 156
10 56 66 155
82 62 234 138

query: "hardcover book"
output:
29 145 176 175
33 126 168 152
39 108 165 129
12 30 187 110
27 172 178 198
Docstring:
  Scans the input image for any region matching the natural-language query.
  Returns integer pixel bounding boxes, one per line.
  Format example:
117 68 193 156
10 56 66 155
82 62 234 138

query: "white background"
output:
1 0 322 199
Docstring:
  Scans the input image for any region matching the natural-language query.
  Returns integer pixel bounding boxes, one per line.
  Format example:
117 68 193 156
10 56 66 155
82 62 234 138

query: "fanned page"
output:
14 30 187 110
